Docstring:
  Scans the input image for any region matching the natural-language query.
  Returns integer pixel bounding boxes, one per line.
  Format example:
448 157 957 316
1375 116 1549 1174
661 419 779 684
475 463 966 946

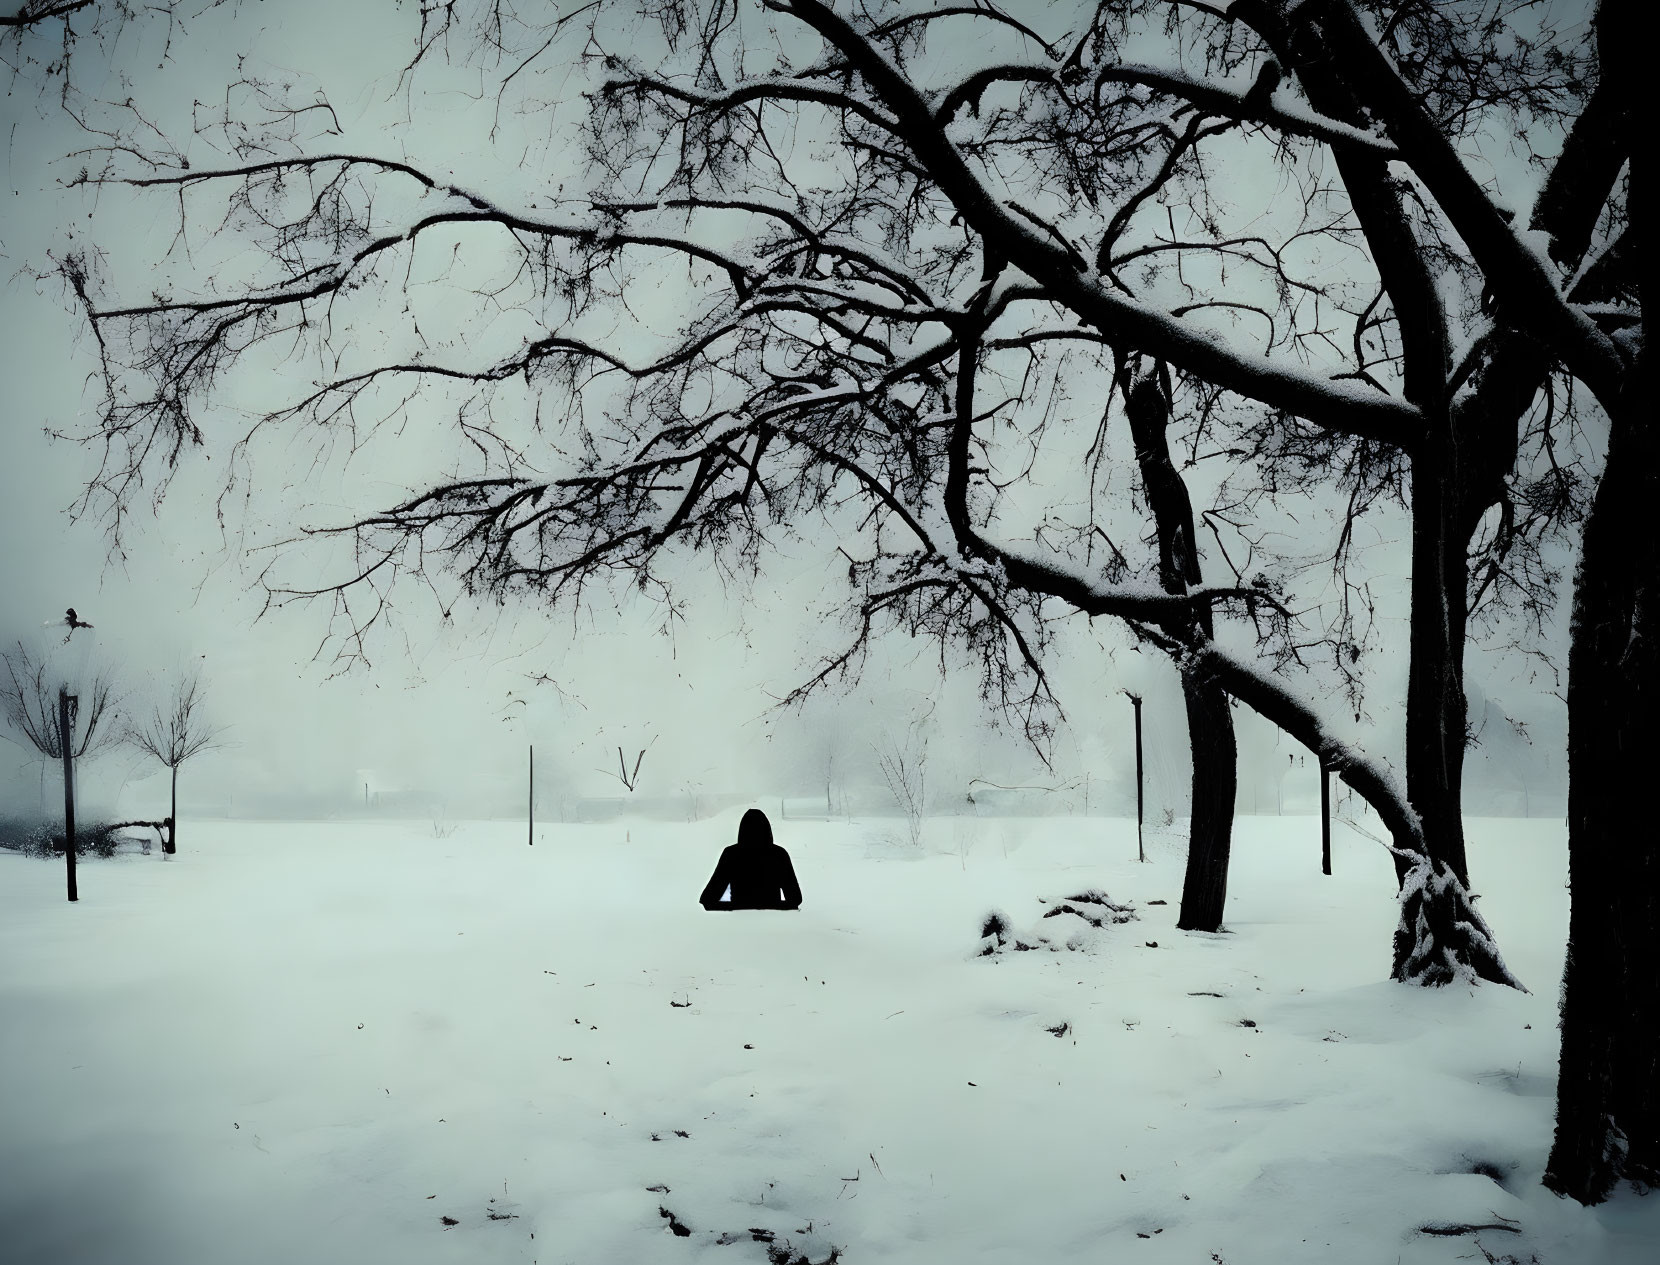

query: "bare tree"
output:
873 726 927 849
125 673 225 854
823 746 839 818
602 738 655 794
0 640 121 762
26 0 1654 1198
1118 357 1236 930
40 0 1527 985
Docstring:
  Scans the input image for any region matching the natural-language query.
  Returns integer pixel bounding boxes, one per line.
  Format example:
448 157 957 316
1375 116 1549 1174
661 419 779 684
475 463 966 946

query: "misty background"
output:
0 0 1569 830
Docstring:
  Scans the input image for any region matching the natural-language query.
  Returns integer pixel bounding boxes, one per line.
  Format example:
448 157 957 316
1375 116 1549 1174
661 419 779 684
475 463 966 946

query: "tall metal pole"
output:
59 688 78 903
1320 757 1332 876
528 744 534 847
1128 692 1145 863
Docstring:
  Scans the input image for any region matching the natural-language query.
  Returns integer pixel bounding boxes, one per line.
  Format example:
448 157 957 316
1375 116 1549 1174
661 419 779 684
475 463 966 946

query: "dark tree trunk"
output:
1542 383 1660 1200
1177 666 1237 931
165 763 178 854
1123 362 1238 932
1327 144 1475 892
1402 452 1471 885
1254 8 1480 890
1184 640 1522 989
1405 333 1543 887
1545 14 1656 1195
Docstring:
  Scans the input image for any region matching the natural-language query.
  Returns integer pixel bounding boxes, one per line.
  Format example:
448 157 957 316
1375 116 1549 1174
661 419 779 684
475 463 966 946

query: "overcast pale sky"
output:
0 1 1060 821
0 1 1573 826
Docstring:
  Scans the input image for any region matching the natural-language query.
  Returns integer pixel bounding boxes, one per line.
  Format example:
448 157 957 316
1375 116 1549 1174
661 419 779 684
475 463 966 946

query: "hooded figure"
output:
699 809 802 911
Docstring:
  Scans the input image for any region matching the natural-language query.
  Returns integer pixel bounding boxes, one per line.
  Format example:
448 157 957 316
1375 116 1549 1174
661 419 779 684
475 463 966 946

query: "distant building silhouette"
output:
699 809 802 911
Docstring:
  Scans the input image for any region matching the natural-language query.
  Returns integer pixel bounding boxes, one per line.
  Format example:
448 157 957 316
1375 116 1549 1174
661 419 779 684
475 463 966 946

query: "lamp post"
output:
48 610 98 901
504 693 534 847
1126 691 1145 863
1320 756 1332 876
59 686 78 902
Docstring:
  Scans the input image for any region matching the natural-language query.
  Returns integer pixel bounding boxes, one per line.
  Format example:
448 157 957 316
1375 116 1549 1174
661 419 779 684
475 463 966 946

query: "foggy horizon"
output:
0 0 1573 829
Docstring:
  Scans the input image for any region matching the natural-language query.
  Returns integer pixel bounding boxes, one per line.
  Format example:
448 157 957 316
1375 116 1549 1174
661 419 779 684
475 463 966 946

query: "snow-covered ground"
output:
2 814 1654 1265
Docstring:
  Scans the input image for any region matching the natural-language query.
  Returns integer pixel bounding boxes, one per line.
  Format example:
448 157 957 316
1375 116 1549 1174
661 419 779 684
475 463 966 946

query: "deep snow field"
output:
2 812 1656 1265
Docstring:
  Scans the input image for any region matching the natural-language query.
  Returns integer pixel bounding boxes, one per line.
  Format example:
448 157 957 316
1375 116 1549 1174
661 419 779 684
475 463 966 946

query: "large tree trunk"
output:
1176 666 1237 931
1544 16 1655 1194
1331 152 1474 892
1124 362 1238 932
1403 455 1471 885
1185 639 1522 989
1542 397 1660 1199
1328 151 1474 890
1414 336 1549 888
1254 7 1477 890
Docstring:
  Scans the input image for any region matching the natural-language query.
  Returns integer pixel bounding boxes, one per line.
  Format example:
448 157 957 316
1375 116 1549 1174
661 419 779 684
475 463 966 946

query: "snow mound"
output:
977 890 1138 956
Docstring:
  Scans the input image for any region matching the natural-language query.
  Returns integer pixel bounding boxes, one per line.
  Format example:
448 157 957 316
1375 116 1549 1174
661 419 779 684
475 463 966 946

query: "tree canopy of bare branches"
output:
50 0 1560 972
0 640 121 762
126 671 222 770
126 672 225 853
22 0 1651 1202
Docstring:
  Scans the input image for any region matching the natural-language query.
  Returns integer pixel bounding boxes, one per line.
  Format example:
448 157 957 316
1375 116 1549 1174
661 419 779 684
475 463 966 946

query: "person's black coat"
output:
699 809 802 911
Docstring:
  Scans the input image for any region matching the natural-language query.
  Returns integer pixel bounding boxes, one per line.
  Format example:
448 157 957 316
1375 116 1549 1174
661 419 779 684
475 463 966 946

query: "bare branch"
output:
0 641 122 761
0 0 93 28
125 672 227 770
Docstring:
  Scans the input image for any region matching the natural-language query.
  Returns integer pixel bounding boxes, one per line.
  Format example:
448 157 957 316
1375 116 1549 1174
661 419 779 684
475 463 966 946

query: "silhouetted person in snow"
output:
699 809 802 911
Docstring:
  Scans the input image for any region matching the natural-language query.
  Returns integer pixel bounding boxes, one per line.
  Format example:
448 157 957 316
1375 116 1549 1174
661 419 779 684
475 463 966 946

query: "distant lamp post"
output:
503 693 534 846
5 620 111 902
1319 755 1332 876
54 612 95 902
1125 691 1145 863
59 686 78 902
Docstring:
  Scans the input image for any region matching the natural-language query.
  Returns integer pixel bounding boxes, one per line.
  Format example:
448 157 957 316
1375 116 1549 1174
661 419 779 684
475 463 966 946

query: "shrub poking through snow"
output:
977 894 1137 956
0 818 152 858
708 1223 841 1262
976 910 1023 955
657 1206 692 1237
766 1242 841 1265
1041 890 1137 929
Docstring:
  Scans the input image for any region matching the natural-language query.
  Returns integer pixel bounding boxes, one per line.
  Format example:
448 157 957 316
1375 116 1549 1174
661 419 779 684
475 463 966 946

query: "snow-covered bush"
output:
0 817 144 858
977 892 1138 956
976 910 1015 955
0 818 59 858
1042 890 1138 929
